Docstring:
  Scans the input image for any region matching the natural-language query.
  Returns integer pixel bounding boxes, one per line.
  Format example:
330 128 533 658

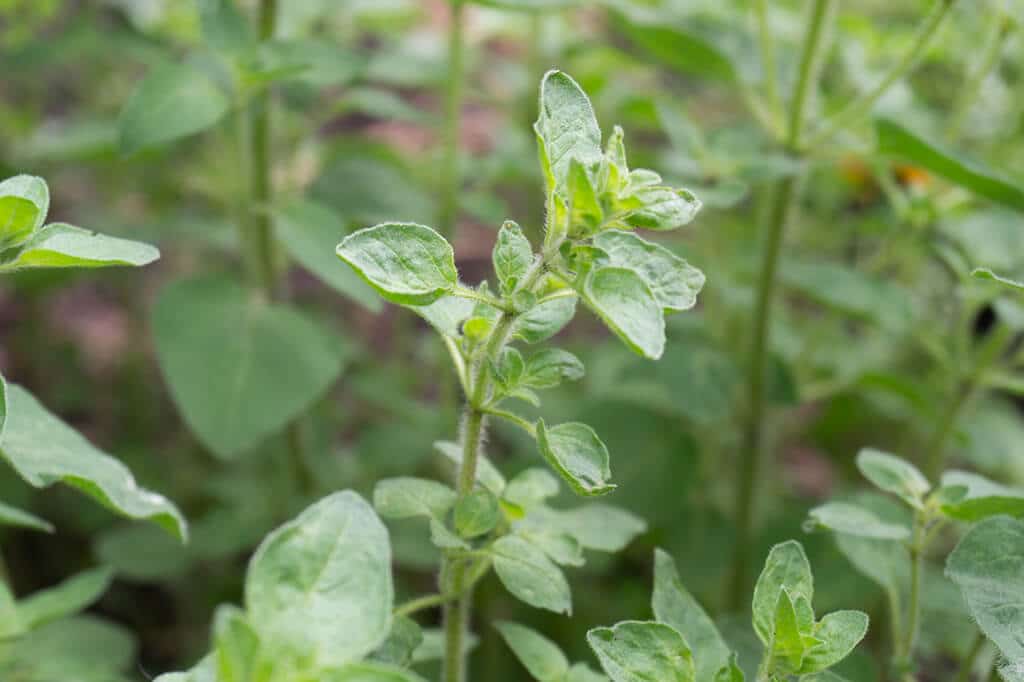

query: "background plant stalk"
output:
439 0 466 238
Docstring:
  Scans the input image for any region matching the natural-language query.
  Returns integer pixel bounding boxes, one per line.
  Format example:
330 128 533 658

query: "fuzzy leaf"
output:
504 468 560 510
322 662 429 681
584 266 665 359
856 449 931 509
752 541 813 646
939 470 1024 521
1 223 159 271
587 621 696 682
370 616 422 668
804 502 911 540
153 276 344 459
593 230 704 312
119 62 230 154
0 174 48 249
800 611 869 674
492 535 572 614
621 186 702 231
536 420 615 496
514 295 577 343
493 221 534 295
212 605 261 682
453 488 500 538
373 477 457 520
17 566 113 631
0 384 187 539
434 440 506 495
522 349 584 389
245 491 393 667
535 70 602 191
496 621 570 681
529 504 647 552
337 222 457 305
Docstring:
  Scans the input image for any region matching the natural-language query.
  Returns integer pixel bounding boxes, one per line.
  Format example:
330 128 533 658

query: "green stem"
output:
728 0 836 610
441 406 486 682
946 12 1013 141
924 323 1011 480
805 0 957 148
954 632 987 682
439 0 466 238
754 0 780 119
898 514 926 680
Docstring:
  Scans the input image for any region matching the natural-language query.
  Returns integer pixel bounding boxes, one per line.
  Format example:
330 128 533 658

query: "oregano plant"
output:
0 174 186 680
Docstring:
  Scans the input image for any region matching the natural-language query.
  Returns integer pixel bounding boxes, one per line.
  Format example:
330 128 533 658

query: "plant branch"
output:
805 0 957 148
481 407 536 437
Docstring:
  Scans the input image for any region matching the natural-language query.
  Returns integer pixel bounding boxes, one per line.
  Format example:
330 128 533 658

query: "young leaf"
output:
972 266 1024 291
652 549 731 681
803 501 911 540
119 62 230 154
529 504 647 553
493 221 534 295
0 384 187 540
713 654 744 682
587 620 696 682
17 566 113 630
245 491 393 667
536 420 615 496
0 499 53 533
946 516 1024 678
593 231 704 312
152 276 344 459
274 200 382 312
212 604 261 682
198 0 253 53
453 488 500 538
370 616 423 668
771 589 811 674
800 611 869 674
568 159 604 235
752 541 813 646
0 174 48 249
522 348 584 389
938 470 1024 521
373 477 457 520
0 223 160 271
504 467 560 510
519 529 585 567
620 186 702 232
875 117 1024 211
0 616 137 681
495 621 570 681
535 70 602 191
337 222 457 305
491 535 572 615
583 266 665 360
514 295 578 344
856 449 931 510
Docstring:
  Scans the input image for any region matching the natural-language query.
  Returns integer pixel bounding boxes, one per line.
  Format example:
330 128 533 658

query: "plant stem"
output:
439 0 466 239
441 405 486 682
898 514 926 681
805 0 957 148
727 0 835 610
946 12 1013 141
247 0 279 295
954 632 987 682
753 0 780 119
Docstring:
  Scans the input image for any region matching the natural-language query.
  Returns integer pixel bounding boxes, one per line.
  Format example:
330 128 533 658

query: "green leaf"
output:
0 384 187 540
771 589 810 673
153 276 344 459
566 663 610 682
519 529 585 567
0 582 20 638
322 662 429 681
946 516 1024 676
620 186 702 232
856 448 931 510
593 231 704 312
407 295 475 338
514 295 578 344
434 440 506 495
800 611 869 674
875 117 1024 211
495 621 570 681
972 266 1024 291
536 420 615 496
493 221 534 295
803 502 911 540
0 223 160 271
780 261 913 330
0 499 52 533
119 62 230 154
274 200 382 312
212 604 261 682
528 504 647 552
584 266 665 360
429 519 469 550
652 549 730 681
373 477 457 520
0 174 48 249
939 470 1024 521
245 491 393 667
712 654 745 682
454 488 499 538
370 616 422 668
198 0 253 53
504 467 560 510
17 566 113 631
493 347 526 391
153 656 218 682
522 349 584 389
752 541 813 646
0 615 137 681
835 534 909 598
535 70 602 192
620 18 739 83
336 222 457 305
568 159 604 235
587 621 696 682
492 535 572 614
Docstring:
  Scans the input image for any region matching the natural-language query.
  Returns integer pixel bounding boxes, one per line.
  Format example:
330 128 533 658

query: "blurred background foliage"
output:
1 0 1022 680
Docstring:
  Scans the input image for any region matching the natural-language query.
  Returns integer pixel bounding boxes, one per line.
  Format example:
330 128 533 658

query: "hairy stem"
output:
805 0 957 148
439 0 466 238
728 0 835 610
247 0 279 295
897 513 926 681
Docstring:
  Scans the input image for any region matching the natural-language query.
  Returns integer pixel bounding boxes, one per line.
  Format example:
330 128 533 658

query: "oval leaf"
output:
492 535 571 615
496 621 570 681
804 501 911 540
536 420 615 496
593 231 704 312
1 223 160 270
535 70 602 191
752 541 813 646
584 266 665 360
0 174 48 249
587 621 696 682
